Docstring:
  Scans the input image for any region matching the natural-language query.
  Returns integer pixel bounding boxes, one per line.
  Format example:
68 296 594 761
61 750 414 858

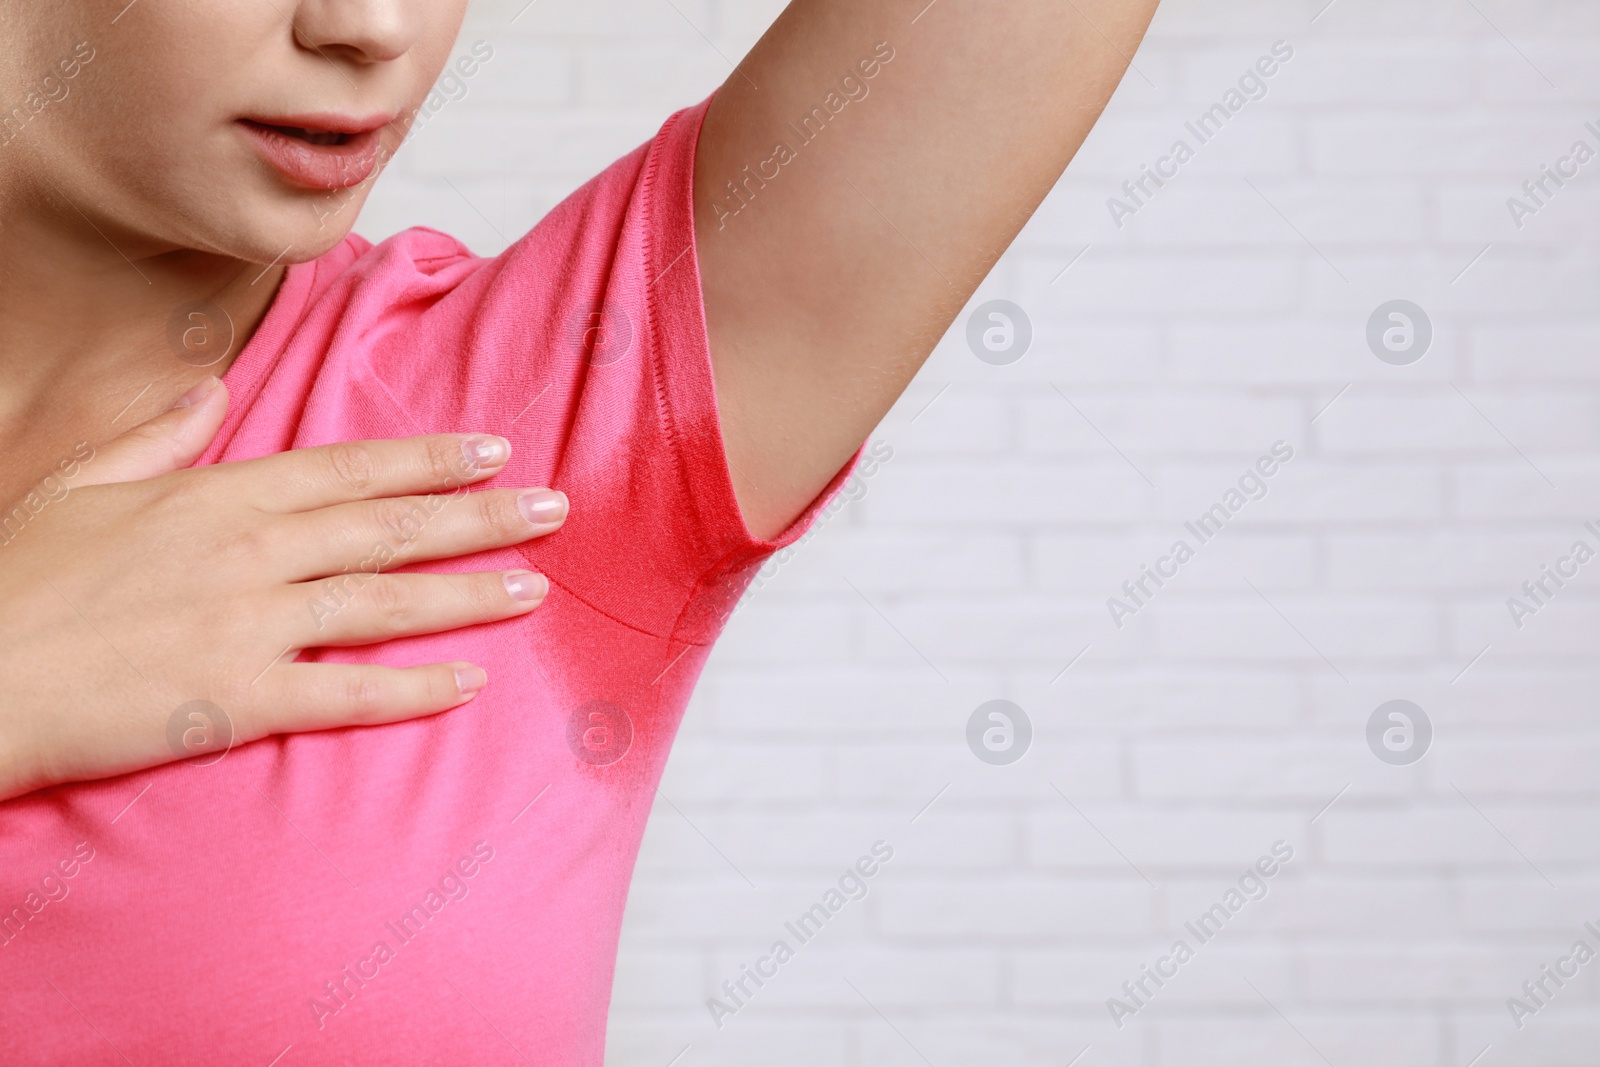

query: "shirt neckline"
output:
197 251 322 467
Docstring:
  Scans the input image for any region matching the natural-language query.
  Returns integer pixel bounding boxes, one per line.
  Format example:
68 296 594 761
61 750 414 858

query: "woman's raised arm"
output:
696 0 1161 538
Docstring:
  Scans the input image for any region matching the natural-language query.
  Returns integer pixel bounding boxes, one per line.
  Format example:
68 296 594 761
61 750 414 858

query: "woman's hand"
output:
0 376 566 801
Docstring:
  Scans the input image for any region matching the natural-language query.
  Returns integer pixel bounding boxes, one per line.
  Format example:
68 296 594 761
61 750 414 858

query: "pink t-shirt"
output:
0 96 852 1065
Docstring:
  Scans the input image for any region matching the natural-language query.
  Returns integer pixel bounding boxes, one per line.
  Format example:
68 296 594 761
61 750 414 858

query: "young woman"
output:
0 0 1159 1061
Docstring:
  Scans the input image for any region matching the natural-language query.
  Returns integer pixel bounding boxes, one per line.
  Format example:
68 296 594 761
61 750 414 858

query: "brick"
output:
860 461 1153 525
709 601 856 665
1037 531 1316 594
1170 320 1459 384
461 41 571 105
1321 804 1600 866
1029 808 1306 871
857 1018 1145 1067
1133 739 1409 802
832 741 1123 802
1018 252 1304 316
1324 530 1564 591
1318 389 1600 455
1155 595 1439 662
1152 1012 1437 1067
1308 115 1580 175
1016 944 1296 1008
658 741 830 803
709 669 990 737
577 44 725 106
1300 945 1585 1003
1020 391 1302 455
876 876 1158 938
1037 669 1303 729
705 946 1002 1008
748 529 1025 596
1471 321 1600 381
1245 875 1464 936
1443 738 1600 796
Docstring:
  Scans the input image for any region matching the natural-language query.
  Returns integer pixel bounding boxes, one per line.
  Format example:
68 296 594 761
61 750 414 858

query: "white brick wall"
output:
361 0 1600 1063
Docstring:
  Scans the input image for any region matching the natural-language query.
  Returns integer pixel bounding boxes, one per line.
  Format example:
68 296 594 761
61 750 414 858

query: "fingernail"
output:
503 570 549 603
518 489 568 525
462 435 509 470
454 665 487 697
170 376 220 411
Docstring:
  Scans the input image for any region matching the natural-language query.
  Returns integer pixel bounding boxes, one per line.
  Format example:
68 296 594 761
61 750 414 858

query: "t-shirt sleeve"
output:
364 94 860 643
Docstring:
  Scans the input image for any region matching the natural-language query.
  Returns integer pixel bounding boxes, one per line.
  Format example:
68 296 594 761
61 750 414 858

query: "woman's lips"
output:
237 119 384 191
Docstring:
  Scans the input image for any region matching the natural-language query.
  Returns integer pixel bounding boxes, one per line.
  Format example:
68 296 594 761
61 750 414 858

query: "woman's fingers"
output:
242 660 487 740
219 433 513 512
70 376 230 487
286 569 549 646
278 486 568 580
0 412 571 797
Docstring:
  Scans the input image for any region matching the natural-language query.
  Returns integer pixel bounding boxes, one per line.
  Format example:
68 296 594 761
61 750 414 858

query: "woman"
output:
0 0 1159 1061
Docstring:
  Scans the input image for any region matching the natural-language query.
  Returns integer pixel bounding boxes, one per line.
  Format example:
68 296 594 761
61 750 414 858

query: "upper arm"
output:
694 0 1161 539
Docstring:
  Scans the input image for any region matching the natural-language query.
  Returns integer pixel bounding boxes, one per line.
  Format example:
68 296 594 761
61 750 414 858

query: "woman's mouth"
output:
257 122 352 146
237 116 389 191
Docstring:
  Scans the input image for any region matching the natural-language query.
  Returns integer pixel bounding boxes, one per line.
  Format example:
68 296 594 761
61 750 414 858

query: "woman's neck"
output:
0 203 285 496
